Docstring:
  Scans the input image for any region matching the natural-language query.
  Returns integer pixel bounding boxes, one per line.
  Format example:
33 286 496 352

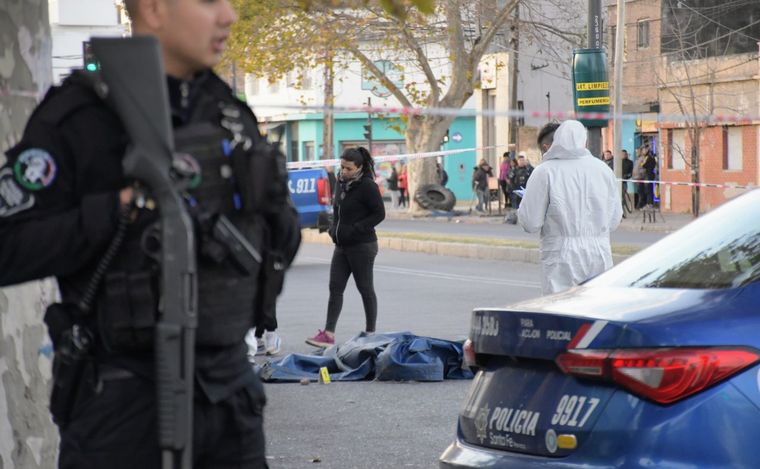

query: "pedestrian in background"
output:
306 147 386 347
603 149 614 169
518 120 622 294
498 152 511 207
398 164 408 208
508 151 533 209
635 146 657 208
245 253 285 357
472 158 492 213
387 165 400 209
621 149 634 180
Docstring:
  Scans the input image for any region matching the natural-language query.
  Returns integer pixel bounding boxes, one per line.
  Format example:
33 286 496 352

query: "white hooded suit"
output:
518 120 622 294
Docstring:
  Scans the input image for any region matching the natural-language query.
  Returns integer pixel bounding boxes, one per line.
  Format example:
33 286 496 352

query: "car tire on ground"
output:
415 184 456 211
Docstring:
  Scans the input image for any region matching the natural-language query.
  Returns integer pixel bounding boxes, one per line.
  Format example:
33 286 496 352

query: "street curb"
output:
382 205 692 234
301 230 630 265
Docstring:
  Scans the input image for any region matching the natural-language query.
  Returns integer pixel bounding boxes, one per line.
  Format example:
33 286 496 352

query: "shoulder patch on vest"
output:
13 148 58 191
0 167 35 216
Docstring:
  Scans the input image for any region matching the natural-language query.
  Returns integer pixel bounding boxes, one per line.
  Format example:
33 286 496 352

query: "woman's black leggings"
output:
325 241 378 333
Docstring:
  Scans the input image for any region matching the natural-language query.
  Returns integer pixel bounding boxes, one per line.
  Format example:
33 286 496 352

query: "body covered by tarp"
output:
259 332 473 382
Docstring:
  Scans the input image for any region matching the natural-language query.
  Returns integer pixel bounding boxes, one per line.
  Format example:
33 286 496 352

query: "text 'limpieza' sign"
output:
572 49 609 127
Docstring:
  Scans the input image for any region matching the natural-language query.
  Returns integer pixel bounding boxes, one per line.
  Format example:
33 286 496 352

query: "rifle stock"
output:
91 37 196 469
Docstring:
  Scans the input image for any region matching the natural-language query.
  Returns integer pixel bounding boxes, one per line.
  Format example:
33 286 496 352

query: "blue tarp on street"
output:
259 332 474 382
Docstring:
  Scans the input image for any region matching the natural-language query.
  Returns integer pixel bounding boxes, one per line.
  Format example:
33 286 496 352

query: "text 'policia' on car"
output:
441 188 760 469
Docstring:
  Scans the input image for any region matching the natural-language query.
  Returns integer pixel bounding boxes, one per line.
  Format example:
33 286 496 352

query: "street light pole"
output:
613 0 626 192
587 0 603 158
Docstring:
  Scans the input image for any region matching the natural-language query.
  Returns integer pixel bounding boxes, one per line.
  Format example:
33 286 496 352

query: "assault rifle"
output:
91 37 197 469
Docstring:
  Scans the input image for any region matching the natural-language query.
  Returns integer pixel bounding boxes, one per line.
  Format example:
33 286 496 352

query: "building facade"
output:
605 0 760 213
245 42 478 201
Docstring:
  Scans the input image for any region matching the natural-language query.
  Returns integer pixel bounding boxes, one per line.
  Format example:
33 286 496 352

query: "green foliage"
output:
224 0 524 157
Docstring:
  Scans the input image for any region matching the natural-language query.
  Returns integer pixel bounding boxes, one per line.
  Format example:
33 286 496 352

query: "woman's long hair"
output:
341 146 375 177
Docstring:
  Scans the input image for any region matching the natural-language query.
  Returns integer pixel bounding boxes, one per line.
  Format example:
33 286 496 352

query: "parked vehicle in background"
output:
288 167 332 230
441 189 760 468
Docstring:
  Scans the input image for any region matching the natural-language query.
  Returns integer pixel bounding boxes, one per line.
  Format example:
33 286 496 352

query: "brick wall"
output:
607 0 661 108
661 124 758 213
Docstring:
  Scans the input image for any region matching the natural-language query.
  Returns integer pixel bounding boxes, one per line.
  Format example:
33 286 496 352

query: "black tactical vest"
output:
97 77 266 351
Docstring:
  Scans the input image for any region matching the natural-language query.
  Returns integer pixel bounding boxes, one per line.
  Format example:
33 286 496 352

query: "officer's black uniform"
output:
0 69 299 469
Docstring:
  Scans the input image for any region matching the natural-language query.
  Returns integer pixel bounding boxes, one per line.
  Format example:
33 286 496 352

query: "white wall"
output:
50 0 120 26
511 0 582 128
247 42 476 120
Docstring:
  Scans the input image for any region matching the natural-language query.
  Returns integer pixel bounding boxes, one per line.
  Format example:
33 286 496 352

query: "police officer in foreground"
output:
0 0 299 467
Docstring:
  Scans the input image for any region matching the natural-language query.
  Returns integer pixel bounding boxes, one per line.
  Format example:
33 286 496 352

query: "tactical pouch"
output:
97 270 158 352
45 302 93 427
235 139 290 214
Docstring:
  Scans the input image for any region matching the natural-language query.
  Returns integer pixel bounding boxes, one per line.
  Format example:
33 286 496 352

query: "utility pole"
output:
587 0 603 158
612 0 625 192
509 5 520 145
322 49 335 160
363 97 373 153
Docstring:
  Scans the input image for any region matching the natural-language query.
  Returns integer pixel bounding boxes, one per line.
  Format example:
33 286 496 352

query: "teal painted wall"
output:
622 119 636 193
440 119 477 202
290 114 476 201
298 120 320 160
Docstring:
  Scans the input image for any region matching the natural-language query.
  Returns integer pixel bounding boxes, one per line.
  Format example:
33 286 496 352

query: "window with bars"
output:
723 126 743 170
637 20 650 49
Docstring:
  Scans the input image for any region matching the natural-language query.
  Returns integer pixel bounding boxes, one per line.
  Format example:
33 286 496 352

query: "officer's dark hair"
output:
537 122 560 148
124 0 175 21
341 146 375 176
123 0 138 19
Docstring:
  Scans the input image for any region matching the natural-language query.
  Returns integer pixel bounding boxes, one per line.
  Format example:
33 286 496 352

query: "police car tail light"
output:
557 348 760 405
317 177 331 205
463 339 477 369
609 348 759 404
555 349 611 378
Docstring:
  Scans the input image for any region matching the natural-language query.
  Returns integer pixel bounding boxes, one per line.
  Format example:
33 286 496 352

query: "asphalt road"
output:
376 218 667 247
260 243 542 468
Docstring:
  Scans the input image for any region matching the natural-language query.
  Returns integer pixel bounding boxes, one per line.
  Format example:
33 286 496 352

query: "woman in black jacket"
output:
306 147 386 347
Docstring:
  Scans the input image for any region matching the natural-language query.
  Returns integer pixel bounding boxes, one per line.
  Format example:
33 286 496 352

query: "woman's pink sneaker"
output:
305 330 335 348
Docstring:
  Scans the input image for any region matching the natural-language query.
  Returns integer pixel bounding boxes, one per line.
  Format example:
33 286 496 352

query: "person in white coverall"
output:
517 120 623 294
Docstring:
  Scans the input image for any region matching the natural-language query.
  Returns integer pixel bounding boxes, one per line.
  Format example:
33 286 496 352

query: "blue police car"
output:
288 167 332 230
441 188 760 468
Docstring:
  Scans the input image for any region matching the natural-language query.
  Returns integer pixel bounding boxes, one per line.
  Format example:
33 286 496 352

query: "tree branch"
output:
446 0 468 73
470 0 520 62
346 44 414 109
392 17 441 105
526 20 585 44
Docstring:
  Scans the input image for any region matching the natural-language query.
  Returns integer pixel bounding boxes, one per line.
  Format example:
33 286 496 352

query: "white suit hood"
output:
517 120 623 294
542 120 593 160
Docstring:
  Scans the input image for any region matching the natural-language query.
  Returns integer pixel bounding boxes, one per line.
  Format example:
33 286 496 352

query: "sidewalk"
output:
302 203 697 265
383 201 695 233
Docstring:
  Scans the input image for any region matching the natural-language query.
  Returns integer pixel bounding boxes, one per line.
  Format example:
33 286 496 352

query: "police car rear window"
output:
588 190 760 289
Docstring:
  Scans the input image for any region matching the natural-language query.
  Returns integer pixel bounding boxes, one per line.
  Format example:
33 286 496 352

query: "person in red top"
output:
398 163 408 207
